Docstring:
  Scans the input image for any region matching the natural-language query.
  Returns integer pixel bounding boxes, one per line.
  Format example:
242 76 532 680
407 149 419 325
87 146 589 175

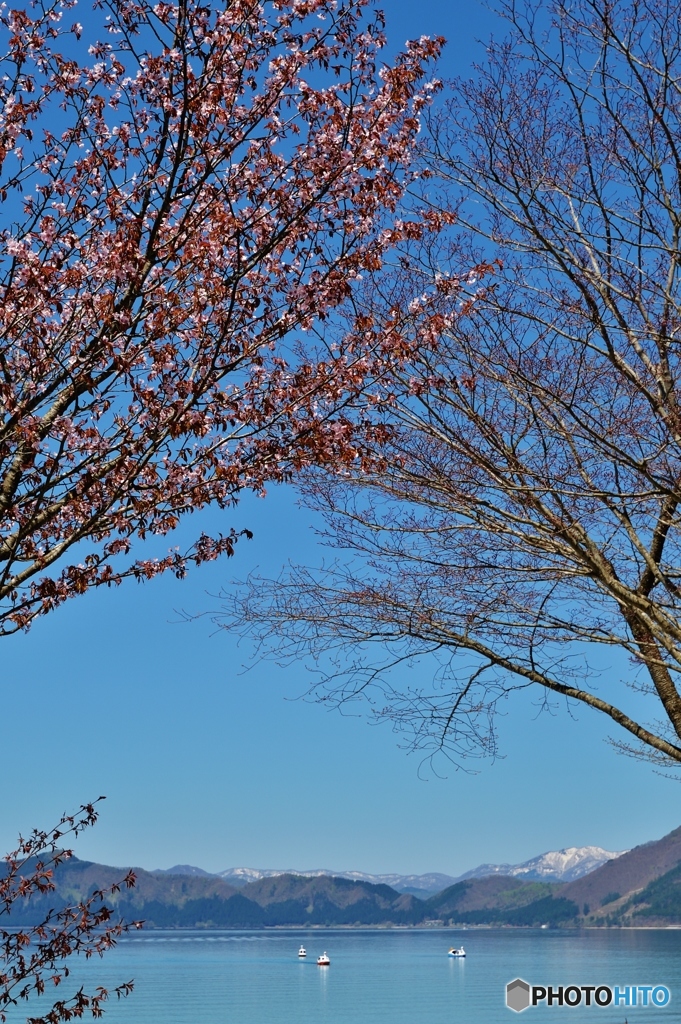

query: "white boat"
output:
298 945 307 958
448 946 466 957
317 952 330 966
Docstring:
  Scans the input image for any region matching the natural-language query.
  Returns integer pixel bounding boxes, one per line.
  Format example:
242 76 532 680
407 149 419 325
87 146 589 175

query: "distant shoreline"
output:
113 923 681 932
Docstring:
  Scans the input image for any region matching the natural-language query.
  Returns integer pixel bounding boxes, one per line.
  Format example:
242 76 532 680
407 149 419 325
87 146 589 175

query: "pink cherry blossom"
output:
0 0 443 632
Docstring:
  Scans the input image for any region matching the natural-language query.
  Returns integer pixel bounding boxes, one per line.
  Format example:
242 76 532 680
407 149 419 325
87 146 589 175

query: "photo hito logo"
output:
506 978 671 1012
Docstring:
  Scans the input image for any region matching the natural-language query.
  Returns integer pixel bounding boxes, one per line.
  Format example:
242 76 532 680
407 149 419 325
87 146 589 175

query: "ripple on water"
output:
9 929 681 1024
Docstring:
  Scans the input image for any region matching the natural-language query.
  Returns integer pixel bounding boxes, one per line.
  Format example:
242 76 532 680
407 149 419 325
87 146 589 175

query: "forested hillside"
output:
7 825 681 929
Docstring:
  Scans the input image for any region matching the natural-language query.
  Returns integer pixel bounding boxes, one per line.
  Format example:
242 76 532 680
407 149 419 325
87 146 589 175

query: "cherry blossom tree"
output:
224 0 681 773
1 800 139 1024
0 0 441 633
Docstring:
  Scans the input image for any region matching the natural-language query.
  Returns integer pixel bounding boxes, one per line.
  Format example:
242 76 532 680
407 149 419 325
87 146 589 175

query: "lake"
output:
12 928 681 1023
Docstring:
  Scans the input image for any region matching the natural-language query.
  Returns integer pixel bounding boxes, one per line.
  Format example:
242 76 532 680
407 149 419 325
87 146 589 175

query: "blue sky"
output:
4 479 679 876
1 0 679 878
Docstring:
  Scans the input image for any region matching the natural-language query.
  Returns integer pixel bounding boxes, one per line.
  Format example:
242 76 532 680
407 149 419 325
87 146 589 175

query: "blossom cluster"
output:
0 0 442 630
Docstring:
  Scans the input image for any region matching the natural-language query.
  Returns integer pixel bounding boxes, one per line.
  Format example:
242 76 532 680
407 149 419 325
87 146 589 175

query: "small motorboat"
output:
317 952 330 966
448 946 466 957
298 945 307 958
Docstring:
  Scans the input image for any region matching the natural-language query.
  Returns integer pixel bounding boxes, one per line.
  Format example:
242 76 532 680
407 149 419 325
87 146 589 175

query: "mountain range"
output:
10 826 681 928
155 846 624 896
448 846 625 886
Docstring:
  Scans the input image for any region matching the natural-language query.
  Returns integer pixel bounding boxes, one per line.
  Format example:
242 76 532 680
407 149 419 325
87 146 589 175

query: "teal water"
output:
14 929 681 1023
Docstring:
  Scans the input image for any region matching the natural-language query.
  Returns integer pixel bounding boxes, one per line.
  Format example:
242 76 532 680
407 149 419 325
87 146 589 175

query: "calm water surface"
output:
17 929 681 1023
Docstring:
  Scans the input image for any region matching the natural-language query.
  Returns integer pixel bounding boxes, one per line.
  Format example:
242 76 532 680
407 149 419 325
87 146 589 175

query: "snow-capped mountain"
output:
217 867 456 895
456 846 627 884
217 848 626 890
155 846 627 896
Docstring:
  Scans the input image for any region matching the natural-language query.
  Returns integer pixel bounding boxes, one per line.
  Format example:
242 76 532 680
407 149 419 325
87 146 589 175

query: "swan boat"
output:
298 945 307 958
448 947 466 958
317 952 331 966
